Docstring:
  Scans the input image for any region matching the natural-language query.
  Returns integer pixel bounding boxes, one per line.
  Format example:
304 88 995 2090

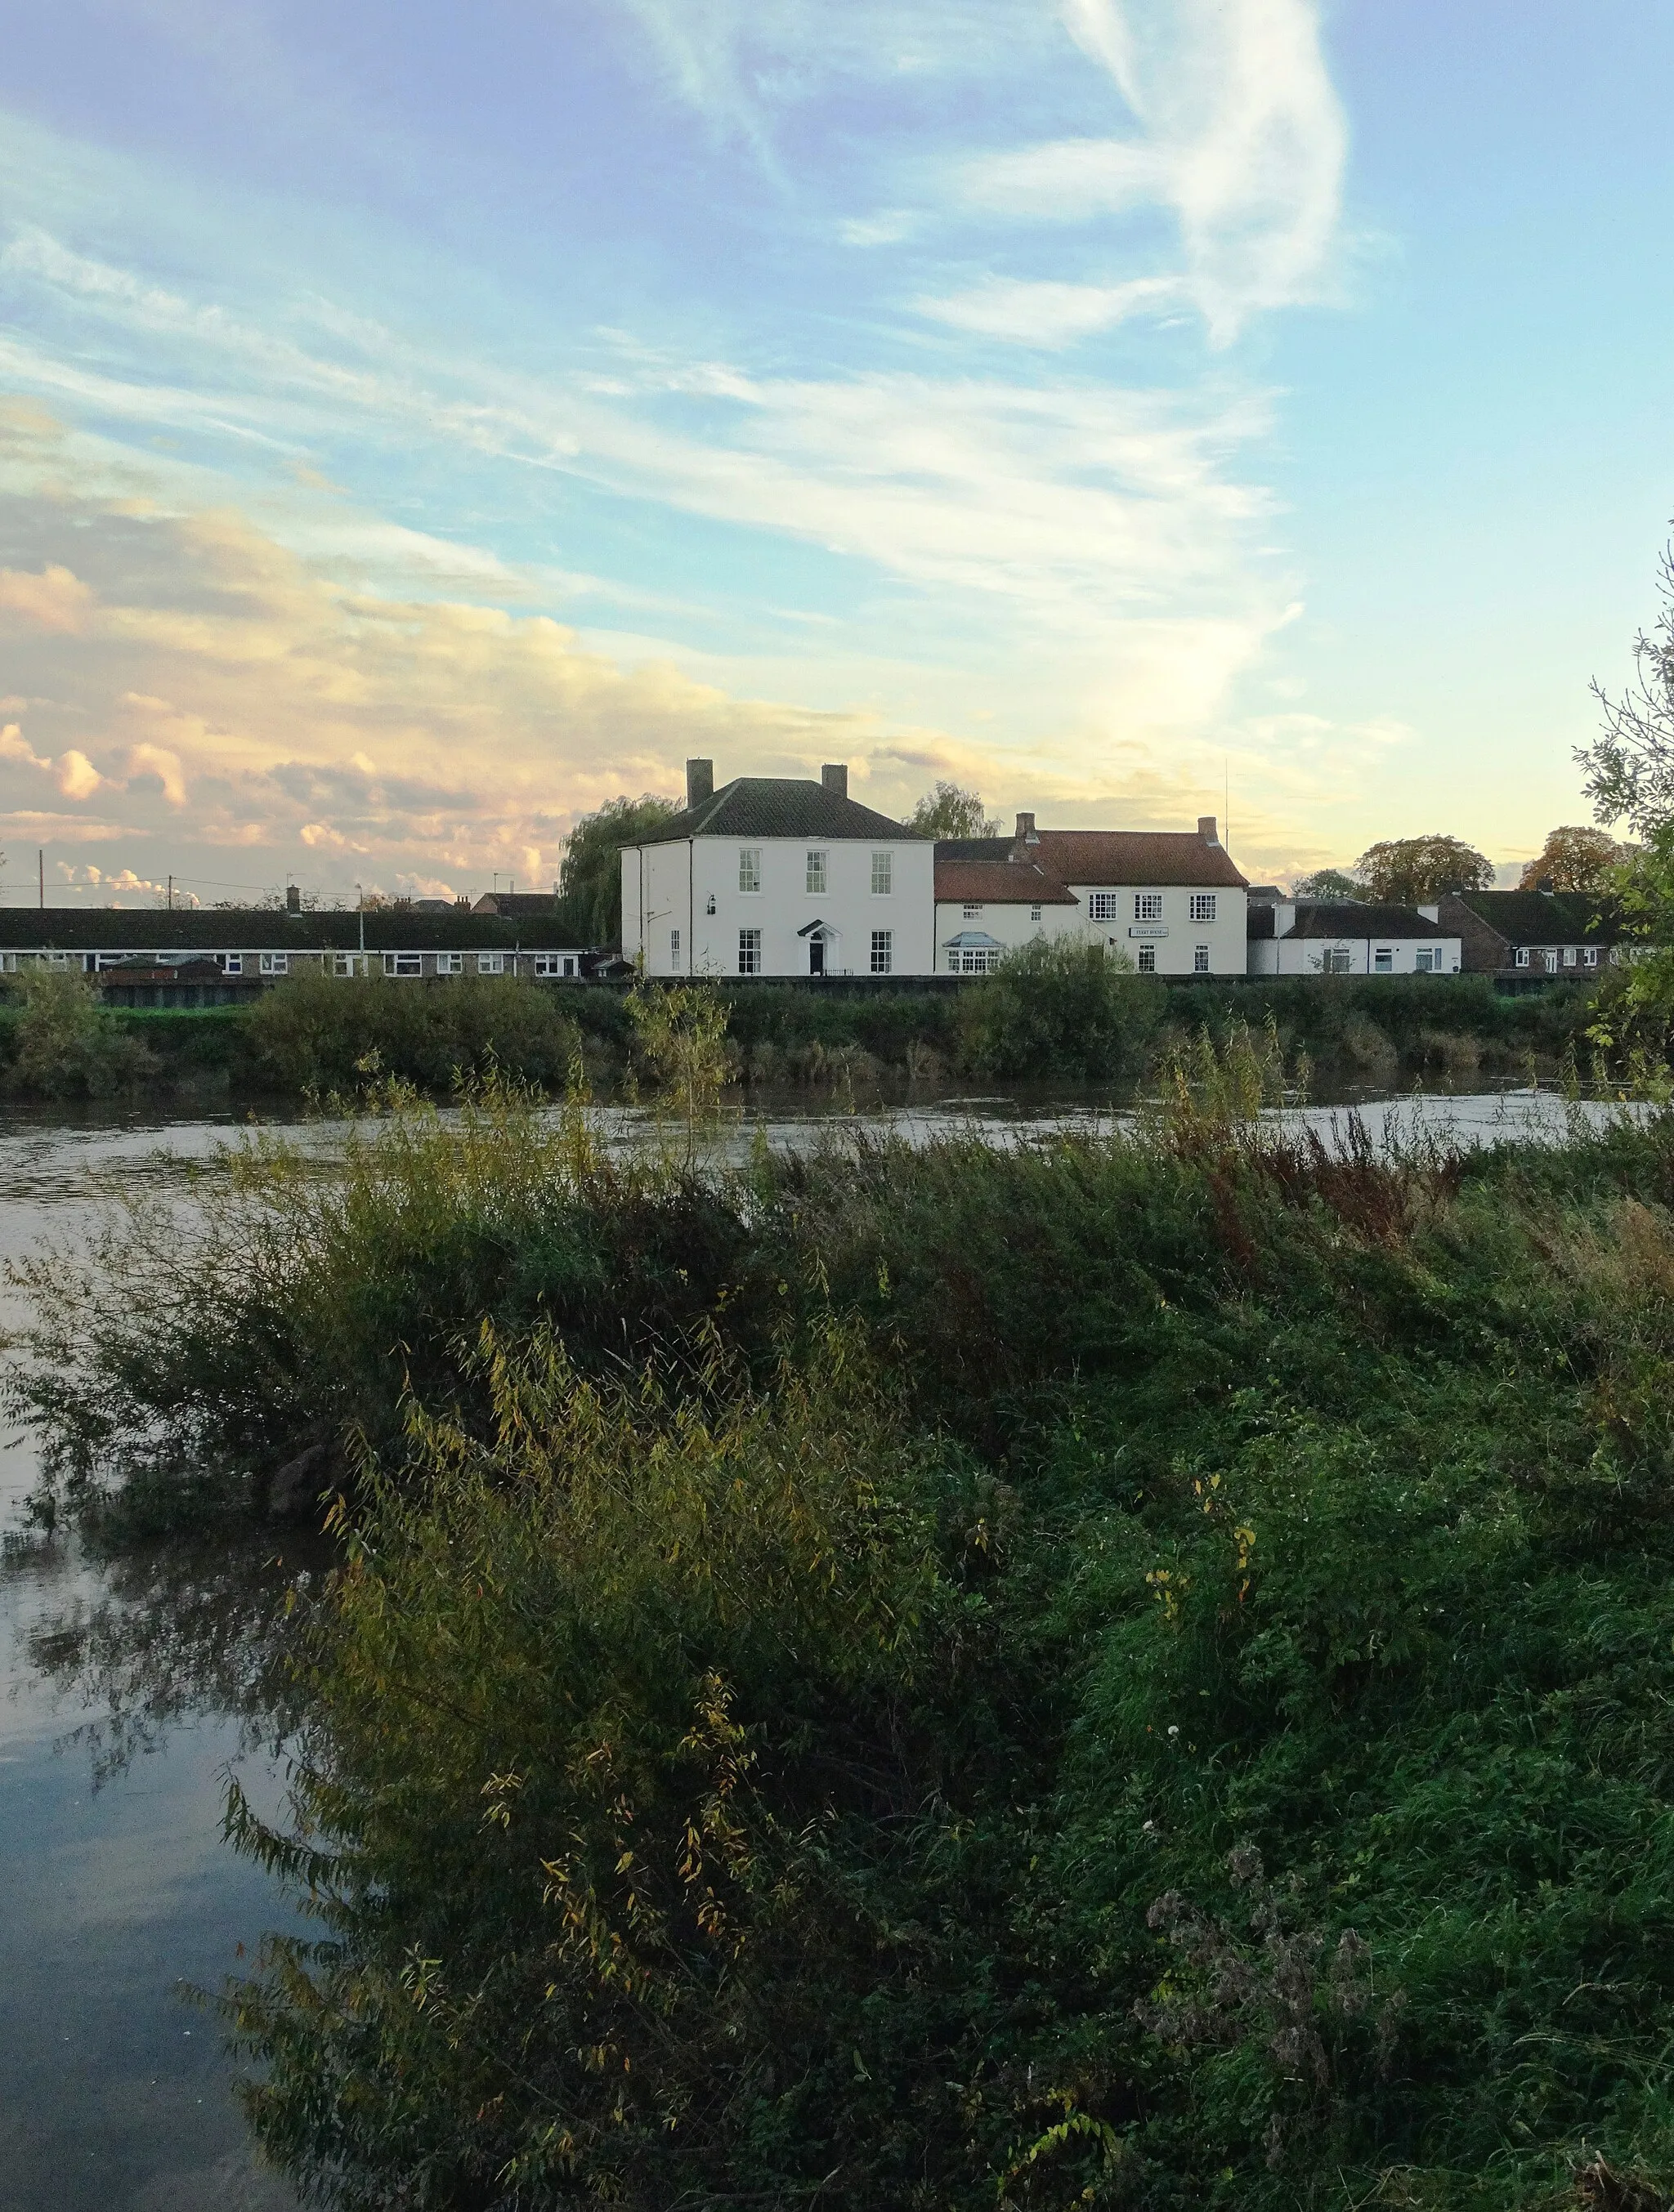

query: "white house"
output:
1247 893 1463 976
933 847 1081 972
940 816 1248 976
620 760 935 979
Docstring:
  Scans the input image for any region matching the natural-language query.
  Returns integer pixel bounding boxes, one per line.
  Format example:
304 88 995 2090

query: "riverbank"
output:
0 966 1605 1104
10 1075 1674 2207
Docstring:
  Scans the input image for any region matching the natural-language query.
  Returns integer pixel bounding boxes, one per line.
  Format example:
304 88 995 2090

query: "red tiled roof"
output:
933 859 1076 905
1032 829 1247 890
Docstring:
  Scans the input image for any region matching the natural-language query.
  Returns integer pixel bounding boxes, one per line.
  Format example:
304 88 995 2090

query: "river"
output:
0 1083 1641 2205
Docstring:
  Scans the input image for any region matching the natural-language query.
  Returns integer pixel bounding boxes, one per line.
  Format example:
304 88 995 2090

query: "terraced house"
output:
0 900 589 1007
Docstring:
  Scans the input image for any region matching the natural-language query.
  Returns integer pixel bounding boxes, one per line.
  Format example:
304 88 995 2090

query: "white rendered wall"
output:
1068 884 1250 977
625 837 934 977
933 900 1081 965
1249 910 1463 977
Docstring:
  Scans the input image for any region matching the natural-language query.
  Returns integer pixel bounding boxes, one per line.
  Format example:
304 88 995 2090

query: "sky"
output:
0 0 1671 907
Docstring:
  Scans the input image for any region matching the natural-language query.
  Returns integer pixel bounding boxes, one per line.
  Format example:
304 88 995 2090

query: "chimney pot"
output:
1198 815 1220 845
1537 875 1555 895
1014 811 1038 846
686 757 714 810
285 883 301 914
821 762 848 798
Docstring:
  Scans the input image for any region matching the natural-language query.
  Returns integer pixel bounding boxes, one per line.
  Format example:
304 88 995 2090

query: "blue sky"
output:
0 0 1670 903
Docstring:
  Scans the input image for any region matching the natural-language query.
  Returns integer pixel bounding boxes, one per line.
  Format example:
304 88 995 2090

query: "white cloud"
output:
915 273 1182 345
964 0 1347 342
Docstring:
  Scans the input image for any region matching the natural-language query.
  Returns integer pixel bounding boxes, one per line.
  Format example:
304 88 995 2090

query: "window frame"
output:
870 928 893 976
1373 946 1394 974
385 951 423 978
669 927 682 967
1193 944 1211 974
1515 947 1530 968
259 951 289 976
1136 944 1156 973
1030 903 1042 923
477 951 505 976
1188 892 1218 923
870 851 893 896
962 901 983 920
805 850 827 896
738 847 762 895
222 953 243 976
436 951 463 976
1134 892 1163 923
1584 945 1600 967
532 954 566 978
737 927 763 976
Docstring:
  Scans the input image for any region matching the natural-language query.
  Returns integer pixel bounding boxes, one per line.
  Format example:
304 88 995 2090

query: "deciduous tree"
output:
907 782 999 839
1516 826 1624 893
560 793 679 945
1353 835 1494 905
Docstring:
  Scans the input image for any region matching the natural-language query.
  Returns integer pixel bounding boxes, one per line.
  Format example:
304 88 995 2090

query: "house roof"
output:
472 892 565 918
1447 889 1614 944
937 828 1247 888
635 776 922 845
1032 829 1248 889
933 859 1076 906
1281 899 1447 941
0 907 580 951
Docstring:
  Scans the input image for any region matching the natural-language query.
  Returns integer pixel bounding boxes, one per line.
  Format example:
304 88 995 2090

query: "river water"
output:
0 1084 1642 2205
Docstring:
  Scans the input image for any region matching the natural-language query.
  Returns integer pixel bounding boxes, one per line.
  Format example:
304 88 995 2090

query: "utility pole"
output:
38 847 44 909
167 873 173 913
356 883 365 956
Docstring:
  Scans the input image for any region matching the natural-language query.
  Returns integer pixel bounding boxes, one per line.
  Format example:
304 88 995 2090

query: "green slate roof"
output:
637 777 924 845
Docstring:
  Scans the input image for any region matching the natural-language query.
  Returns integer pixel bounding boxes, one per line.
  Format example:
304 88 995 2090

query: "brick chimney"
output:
821 762 848 798
686 757 714 809
285 883 301 913
1198 815 1220 846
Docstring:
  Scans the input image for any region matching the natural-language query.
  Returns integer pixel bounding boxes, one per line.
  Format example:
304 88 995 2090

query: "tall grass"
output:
14 1062 1674 2205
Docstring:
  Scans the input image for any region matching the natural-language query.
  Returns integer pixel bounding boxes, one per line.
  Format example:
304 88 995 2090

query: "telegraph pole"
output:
38 848 43 909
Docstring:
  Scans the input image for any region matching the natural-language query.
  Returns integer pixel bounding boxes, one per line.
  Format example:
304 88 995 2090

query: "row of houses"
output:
619 759 1623 985
0 757 1627 999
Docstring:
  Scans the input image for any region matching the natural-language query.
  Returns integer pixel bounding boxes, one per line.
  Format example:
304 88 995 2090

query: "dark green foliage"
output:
958 936 1168 1079
559 793 680 945
233 969 585 1094
0 966 160 1095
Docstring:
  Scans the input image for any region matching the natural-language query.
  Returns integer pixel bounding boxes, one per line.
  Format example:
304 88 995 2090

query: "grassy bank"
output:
11 1071 1674 2207
0 963 1607 1103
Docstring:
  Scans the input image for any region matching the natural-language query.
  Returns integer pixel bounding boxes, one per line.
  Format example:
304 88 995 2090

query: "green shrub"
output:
232 970 584 1094
0 966 159 1096
957 936 1166 1079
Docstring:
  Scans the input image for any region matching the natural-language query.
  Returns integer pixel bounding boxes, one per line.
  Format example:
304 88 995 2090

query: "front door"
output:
809 935 826 976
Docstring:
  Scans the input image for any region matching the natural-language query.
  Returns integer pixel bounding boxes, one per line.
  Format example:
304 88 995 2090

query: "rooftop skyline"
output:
1 0 1671 905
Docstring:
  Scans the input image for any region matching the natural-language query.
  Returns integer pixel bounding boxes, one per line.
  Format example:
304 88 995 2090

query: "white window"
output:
1193 945 1211 973
436 952 463 975
1563 945 1577 967
1030 905 1042 923
738 927 762 975
1136 944 1156 973
1415 948 1435 972
1323 947 1352 975
533 954 566 977
1542 949 1559 974
385 952 422 977
670 927 682 967
1188 893 1218 923
1134 892 1163 923
1585 946 1600 967
871 851 893 896
477 951 505 976
1515 947 1530 968
260 952 288 976
222 954 243 975
1373 947 1394 974
963 902 983 919
871 930 893 975
948 945 1000 973
1088 892 1118 922
806 851 827 894
738 847 762 894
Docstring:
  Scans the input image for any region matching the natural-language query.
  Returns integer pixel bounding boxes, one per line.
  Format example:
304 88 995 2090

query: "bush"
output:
957 936 1167 1079
0 966 159 1097
233 970 584 1095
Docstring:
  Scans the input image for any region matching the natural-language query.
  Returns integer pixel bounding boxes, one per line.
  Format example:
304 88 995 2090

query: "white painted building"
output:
620 760 935 979
935 816 1249 976
933 848 1082 972
1247 894 1463 976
